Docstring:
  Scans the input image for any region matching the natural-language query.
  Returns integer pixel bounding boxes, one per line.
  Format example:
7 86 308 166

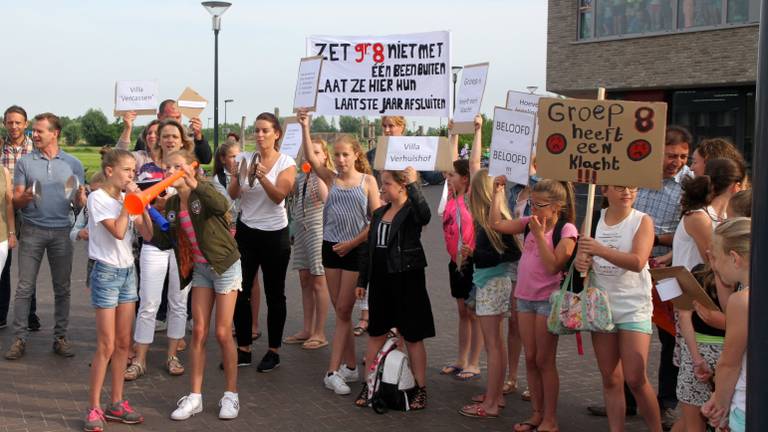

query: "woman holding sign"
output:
229 113 296 372
574 185 661 432
458 115 521 419
297 109 381 396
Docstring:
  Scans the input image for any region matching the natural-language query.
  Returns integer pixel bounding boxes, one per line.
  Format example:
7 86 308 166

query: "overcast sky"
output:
2 0 547 128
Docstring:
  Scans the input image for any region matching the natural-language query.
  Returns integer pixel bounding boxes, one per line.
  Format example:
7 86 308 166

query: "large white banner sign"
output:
306 31 451 117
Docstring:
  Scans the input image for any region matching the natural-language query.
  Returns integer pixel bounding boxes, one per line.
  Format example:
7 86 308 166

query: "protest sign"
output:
488 107 535 185
293 56 324 112
114 80 158 116
535 97 667 190
452 63 489 134
506 90 543 116
306 31 451 117
374 136 453 171
278 117 303 159
177 87 208 119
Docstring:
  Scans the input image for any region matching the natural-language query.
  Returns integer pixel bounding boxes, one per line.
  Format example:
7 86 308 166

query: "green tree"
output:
338 116 362 134
80 109 119 146
62 122 82 146
311 116 336 133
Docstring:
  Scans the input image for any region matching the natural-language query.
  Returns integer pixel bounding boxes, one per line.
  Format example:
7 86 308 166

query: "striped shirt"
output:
179 210 207 264
0 136 33 179
323 174 368 243
376 221 391 248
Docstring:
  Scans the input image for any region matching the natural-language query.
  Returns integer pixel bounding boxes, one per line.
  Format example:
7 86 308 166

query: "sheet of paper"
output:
293 56 324 112
114 80 158 116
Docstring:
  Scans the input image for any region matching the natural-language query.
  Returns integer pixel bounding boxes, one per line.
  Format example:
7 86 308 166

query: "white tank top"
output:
592 208 653 324
238 152 296 231
672 206 720 270
732 354 746 412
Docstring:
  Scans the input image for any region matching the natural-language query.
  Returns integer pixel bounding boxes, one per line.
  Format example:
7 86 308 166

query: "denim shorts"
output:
90 261 138 309
516 299 552 316
191 260 242 295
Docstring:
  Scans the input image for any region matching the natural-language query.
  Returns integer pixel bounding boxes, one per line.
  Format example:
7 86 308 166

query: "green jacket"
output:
151 181 240 288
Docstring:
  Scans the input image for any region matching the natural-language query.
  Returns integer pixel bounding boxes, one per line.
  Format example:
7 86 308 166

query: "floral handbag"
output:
548 262 614 334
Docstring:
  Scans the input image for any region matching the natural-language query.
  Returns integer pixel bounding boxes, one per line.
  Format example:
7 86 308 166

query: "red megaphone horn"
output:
124 162 199 215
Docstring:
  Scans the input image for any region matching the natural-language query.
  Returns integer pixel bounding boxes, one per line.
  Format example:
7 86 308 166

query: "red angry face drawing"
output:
627 139 652 161
546 133 567 155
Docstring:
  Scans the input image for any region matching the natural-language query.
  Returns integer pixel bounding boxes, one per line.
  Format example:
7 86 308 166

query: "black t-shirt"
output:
473 223 521 269
690 264 725 337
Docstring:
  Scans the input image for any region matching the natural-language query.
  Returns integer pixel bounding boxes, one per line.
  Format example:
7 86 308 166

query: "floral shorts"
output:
676 340 722 406
472 276 512 317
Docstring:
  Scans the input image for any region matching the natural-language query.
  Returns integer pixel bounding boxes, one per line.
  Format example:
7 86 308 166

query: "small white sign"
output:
488 106 535 185
114 80 158 115
293 56 324 112
279 122 303 159
383 136 439 171
454 63 489 125
506 90 543 115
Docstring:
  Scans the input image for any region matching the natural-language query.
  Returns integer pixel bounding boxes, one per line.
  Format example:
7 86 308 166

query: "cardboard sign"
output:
177 87 208 119
452 63 489 134
535 98 667 189
293 56 324 112
114 80 158 116
278 117 303 159
374 136 453 171
306 31 451 117
488 107 535 185
649 266 720 311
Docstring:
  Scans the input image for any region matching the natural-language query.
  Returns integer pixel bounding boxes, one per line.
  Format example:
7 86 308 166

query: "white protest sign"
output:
307 31 451 117
506 90 544 154
114 80 158 116
383 136 440 171
293 56 324 112
278 121 303 159
488 106 535 185
452 63 489 133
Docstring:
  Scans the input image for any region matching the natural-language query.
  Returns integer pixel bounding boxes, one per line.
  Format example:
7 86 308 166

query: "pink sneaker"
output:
83 407 105 432
104 399 144 424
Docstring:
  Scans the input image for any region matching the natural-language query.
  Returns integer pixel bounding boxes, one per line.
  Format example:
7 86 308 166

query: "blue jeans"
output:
13 223 73 340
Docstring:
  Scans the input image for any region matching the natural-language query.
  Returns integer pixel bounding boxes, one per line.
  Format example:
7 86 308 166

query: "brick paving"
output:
0 186 664 432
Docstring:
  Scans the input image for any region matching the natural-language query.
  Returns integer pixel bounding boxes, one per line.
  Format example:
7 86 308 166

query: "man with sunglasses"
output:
586 125 692 430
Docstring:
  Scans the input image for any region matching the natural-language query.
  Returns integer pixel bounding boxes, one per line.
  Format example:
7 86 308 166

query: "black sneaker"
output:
256 350 280 373
28 315 41 332
219 349 252 370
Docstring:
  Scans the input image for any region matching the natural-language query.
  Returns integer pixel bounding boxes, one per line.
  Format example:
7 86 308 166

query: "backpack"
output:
366 336 416 414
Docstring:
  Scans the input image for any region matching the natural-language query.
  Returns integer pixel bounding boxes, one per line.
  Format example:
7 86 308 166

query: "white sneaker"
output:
339 363 359 383
324 371 351 395
218 392 239 420
170 394 203 420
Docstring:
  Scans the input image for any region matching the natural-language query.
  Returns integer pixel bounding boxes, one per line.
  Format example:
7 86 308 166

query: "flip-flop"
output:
301 339 329 350
440 364 463 375
458 403 498 419
353 319 369 337
455 370 481 381
503 379 517 394
283 334 309 344
514 421 541 432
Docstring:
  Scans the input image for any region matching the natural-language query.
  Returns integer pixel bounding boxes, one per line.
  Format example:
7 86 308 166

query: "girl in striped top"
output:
297 109 381 396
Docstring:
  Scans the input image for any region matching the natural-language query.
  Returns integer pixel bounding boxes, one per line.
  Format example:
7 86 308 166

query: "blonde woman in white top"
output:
575 185 660 432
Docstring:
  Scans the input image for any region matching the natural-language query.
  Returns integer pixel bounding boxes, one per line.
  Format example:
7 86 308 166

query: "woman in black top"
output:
354 167 434 410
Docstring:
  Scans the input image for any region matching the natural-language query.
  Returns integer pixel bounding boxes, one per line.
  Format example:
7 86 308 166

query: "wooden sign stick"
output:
581 87 606 278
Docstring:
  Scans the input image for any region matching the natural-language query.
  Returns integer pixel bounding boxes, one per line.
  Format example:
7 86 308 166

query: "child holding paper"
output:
701 217 751 432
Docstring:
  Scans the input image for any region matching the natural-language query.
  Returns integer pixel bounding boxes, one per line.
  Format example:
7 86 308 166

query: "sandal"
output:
521 388 532 401
514 421 541 432
283 334 309 344
302 339 329 350
353 319 369 336
355 383 369 408
440 364 463 375
458 403 497 419
455 370 481 381
503 379 518 395
166 355 185 376
124 361 146 381
409 386 427 410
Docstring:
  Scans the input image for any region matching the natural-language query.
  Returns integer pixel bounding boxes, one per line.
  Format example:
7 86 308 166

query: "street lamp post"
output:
451 66 463 109
224 98 234 126
201 1 232 152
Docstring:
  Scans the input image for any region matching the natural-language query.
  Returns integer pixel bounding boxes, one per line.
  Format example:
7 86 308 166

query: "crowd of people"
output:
0 102 754 432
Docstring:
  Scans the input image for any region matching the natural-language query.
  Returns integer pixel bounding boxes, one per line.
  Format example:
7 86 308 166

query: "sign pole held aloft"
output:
580 87 605 276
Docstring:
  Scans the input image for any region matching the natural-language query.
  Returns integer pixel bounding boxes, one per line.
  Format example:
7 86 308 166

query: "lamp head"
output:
202 1 231 30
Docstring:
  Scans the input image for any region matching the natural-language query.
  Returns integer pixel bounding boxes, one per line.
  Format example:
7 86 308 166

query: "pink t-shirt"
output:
442 195 475 263
515 217 578 301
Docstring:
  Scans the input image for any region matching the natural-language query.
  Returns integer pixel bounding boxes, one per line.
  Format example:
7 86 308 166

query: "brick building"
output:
547 0 760 163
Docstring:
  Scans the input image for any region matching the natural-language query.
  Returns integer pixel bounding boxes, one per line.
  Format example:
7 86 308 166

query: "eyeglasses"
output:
612 186 639 193
527 199 552 209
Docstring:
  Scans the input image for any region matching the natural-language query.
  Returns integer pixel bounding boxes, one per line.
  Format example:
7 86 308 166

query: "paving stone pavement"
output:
0 185 665 432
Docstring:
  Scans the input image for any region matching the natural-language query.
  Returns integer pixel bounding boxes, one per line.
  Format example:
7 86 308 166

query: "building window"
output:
578 0 760 40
